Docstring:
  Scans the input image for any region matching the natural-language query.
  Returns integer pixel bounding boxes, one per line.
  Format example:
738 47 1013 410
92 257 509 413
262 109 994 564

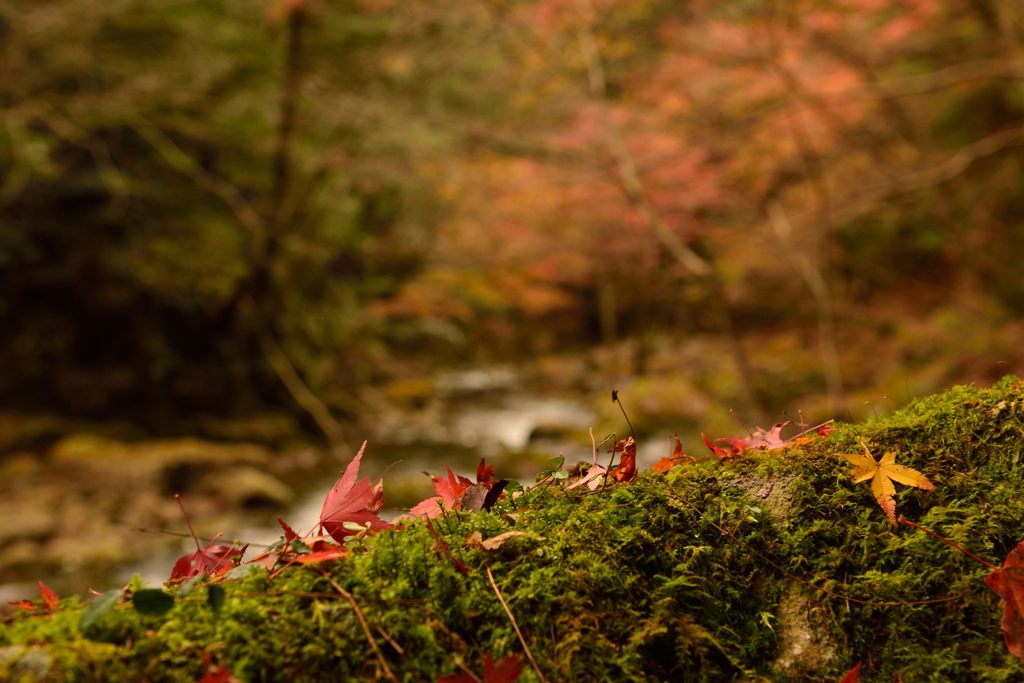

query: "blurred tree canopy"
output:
379 0 1024 414
3 0 1024 428
0 0 513 426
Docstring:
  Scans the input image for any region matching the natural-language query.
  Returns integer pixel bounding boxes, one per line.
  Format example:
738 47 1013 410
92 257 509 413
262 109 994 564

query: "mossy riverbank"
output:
3 378 1024 681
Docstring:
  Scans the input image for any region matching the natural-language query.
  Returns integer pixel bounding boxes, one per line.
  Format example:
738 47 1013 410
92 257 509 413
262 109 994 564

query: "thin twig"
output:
485 566 549 683
788 419 835 441
588 427 598 466
575 12 766 422
318 569 397 682
454 661 482 683
898 516 999 570
376 626 405 656
261 333 347 453
611 389 637 442
134 123 265 237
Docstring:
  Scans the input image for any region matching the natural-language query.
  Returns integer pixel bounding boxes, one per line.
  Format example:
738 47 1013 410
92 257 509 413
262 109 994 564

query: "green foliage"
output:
3 379 1024 680
131 589 175 617
78 591 120 632
0 0 507 421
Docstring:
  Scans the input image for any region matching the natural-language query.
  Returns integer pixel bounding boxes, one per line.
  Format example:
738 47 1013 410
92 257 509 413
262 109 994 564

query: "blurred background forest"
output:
3 0 1024 594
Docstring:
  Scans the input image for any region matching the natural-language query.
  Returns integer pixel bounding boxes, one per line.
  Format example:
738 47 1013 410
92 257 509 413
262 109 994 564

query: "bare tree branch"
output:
574 14 766 420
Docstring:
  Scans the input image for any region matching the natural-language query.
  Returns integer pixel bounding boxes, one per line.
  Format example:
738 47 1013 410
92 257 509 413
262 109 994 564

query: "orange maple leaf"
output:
651 434 695 473
842 443 934 525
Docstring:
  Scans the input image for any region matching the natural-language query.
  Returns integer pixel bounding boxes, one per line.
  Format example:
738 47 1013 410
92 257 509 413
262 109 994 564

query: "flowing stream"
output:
123 368 598 588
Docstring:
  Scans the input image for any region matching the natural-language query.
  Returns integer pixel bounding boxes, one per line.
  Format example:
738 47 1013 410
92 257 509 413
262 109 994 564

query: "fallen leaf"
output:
437 652 525 683
838 661 861 683
79 590 121 630
703 420 833 460
462 479 509 512
610 436 637 483
410 466 473 518
198 650 241 683
9 581 60 612
466 530 543 551
701 431 734 460
842 443 935 525
476 457 496 486
566 464 607 490
132 588 175 616
169 495 246 581
170 538 246 581
984 539 1024 661
411 459 501 517
38 580 59 611
291 546 349 564
461 483 488 511
651 434 695 472
482 653 525 683
277 517 301 543
320 441 390 542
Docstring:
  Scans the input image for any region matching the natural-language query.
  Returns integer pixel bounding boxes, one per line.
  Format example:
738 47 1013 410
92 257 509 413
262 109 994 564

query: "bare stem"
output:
588 427 598 466
485 566 548 683
174 494 202 553
612 389 637 442
319 569 397 682
897 516 998 570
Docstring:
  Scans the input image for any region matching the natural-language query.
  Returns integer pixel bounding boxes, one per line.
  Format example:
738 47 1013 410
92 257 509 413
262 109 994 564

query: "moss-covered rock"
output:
3 378 1024 681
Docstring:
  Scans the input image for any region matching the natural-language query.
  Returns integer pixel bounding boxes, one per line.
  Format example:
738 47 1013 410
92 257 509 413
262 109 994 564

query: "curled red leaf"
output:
170 539 246 581
984 539 1024 661
169 495 246 581
610 436 637 483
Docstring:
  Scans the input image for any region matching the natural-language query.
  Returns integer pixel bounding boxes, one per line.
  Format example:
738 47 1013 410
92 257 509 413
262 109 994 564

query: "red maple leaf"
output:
410 461 499 518
198 650 241 683
409 466 469 518
319 441 391 543
838 661 861 683
702 420 833 460
277 516 301 543
984 539 1024 661
476 457 496 486
437 652 525 683
38 580 59 611
7 581 60 613
170 537 245 581
169 495 246 581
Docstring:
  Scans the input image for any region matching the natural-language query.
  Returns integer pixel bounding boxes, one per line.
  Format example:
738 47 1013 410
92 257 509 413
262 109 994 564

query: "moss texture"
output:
3 377 1024 681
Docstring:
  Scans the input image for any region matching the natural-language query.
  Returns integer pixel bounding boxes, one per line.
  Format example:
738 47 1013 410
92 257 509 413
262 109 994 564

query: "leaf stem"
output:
897 515 998 570
175 493 202 553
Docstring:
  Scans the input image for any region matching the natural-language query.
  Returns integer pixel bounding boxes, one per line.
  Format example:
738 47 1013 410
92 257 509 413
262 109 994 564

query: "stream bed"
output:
111 368 602 591
2 366 690 602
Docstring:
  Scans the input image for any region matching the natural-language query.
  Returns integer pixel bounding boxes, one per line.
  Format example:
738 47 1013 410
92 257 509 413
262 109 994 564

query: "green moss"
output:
3 378 1024 681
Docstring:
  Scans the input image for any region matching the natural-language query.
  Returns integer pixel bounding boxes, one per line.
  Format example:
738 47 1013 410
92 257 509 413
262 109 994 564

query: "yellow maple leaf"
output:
842 443 935 525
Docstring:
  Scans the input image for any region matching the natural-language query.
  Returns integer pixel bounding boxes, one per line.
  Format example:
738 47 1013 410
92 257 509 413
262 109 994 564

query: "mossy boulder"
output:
3 378 1024 681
